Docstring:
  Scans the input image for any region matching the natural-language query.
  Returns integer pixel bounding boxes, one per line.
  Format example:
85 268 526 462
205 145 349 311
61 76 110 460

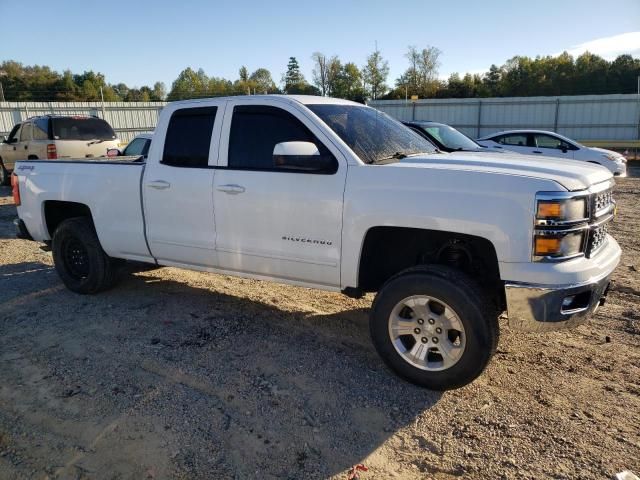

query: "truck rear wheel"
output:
370 265 499 390
52 217 120 294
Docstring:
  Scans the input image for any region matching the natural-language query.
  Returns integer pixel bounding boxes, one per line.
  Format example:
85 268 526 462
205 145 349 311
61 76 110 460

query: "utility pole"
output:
99 86 106 119
0 82 5 102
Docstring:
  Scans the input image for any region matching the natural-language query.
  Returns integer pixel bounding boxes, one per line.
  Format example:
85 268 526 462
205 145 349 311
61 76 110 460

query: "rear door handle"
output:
216 184 245 194
146 180 171 190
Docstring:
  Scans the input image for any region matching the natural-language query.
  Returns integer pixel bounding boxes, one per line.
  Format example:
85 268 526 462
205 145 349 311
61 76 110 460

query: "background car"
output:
0 115 120 185
112 132 152 159
476 129 627 176
403 121 489 153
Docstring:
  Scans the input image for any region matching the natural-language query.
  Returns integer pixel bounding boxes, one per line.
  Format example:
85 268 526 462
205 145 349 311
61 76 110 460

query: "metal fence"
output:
369 94 640 143
0 101 167 143
2 95 640 146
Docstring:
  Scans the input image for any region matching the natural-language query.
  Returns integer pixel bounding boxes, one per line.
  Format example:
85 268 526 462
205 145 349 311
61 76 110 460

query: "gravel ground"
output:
0 175 638 480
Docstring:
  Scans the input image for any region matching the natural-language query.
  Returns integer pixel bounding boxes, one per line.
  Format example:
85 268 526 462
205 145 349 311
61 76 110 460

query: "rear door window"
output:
51 117 117 141
33 118 50 140
498 134 529 147
535 134 572 150
162 107 217 168
19 123 32 141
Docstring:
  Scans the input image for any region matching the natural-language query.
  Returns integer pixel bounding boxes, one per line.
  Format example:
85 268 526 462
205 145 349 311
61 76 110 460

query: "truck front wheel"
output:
52 217 120 294
370 265 499 390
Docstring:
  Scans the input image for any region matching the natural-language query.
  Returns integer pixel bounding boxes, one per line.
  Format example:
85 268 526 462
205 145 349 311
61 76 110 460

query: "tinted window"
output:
228 105 331 170
162 107 216 168
308 104 435 164
498 134 528 146
421 124 480 151
19 123 32 141
52 117 116 140
33 118 50 140
123 138 149 156
535 134 571 150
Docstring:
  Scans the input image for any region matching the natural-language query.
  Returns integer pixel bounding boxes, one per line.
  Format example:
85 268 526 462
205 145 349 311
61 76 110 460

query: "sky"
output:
1 0 639 90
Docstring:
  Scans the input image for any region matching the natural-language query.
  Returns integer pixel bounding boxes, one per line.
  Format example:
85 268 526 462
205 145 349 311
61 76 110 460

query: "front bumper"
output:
505 271 612 332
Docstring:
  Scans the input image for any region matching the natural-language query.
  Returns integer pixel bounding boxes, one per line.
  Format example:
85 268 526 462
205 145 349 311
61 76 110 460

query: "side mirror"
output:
559 145 568 153
273 141 335 172
106 148 121 158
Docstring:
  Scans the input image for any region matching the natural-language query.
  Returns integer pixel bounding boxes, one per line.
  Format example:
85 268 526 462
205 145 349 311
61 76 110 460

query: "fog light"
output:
562 296 575 309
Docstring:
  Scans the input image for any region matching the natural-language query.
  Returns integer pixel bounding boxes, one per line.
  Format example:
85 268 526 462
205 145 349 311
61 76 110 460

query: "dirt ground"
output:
0 172 638 480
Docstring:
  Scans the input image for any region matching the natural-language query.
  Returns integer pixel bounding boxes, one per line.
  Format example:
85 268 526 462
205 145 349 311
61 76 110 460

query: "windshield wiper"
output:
374 151 437 164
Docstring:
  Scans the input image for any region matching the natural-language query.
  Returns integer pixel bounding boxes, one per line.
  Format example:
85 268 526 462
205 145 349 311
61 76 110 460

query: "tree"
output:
239 66 249 82
168 67 208 100
362 47 389 100
152 82 166 101
396 45 441 98
333 62 366 102
284 57 305 93
483 64 502 96
326 56 342 97
311 52 329 96
249 68 278 93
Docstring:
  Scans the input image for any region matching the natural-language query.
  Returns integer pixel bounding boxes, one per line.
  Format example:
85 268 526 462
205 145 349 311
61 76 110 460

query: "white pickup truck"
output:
11 95 621 390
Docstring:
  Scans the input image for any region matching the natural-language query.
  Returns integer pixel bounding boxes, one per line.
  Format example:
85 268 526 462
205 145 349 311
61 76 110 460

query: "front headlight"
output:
533 193 590 261
533 230 586 259
535 197 588 225
604 152 626 163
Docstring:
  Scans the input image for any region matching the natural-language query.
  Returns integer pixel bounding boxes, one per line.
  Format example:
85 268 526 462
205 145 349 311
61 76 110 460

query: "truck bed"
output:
15 158 153 263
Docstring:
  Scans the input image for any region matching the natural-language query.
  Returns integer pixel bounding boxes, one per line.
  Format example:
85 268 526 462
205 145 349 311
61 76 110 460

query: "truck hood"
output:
393 151 612 191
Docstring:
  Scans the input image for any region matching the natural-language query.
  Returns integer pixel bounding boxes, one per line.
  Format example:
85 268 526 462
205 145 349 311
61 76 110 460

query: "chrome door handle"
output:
216 184 245 194
146 180 171 190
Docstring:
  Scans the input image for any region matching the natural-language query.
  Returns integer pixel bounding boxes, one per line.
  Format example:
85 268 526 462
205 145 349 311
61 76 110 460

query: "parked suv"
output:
0 115 119 185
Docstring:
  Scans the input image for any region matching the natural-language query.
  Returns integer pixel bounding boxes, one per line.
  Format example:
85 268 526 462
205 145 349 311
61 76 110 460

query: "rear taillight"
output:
11 173 20 206
47 144 57 159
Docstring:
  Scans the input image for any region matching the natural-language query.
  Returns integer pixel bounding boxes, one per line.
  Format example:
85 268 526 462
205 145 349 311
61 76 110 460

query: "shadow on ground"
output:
0 260 442 478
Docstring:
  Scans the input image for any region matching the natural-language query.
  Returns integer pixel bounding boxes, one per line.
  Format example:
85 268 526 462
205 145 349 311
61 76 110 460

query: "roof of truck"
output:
169 94 362 108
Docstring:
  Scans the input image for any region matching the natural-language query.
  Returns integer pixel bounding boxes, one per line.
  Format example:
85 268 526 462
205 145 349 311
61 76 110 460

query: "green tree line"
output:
1 49 638 103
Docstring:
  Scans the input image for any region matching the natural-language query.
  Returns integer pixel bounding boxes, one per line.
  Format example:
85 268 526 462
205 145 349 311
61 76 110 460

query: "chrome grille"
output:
593 188 613 217
587 222 609 258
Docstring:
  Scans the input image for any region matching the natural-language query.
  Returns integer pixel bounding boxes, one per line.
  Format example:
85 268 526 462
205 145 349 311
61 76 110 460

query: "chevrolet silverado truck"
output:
11 95 621 390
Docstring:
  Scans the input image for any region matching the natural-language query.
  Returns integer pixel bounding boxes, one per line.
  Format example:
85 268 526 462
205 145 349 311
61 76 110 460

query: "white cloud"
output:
559 32 640 60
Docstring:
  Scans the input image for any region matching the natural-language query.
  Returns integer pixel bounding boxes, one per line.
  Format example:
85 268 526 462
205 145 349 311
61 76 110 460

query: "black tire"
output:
370 265 499 390
0 160 9 186
52 217 120 294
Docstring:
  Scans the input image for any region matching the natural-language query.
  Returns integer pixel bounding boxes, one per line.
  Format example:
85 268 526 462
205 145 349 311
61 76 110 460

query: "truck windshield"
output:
307 104 436 164
51 117 117 141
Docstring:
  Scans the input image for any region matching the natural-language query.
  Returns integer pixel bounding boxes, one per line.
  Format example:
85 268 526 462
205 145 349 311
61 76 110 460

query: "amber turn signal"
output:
534 237 561 255
537 201 562 218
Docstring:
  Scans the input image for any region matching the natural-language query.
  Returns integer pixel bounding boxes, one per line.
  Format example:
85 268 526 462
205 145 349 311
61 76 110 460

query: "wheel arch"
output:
43 200 94 238
355 226 503 307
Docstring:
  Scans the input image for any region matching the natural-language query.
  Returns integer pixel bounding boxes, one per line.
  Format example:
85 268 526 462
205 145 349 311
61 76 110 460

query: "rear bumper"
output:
14 217 33 240
505 271 612 332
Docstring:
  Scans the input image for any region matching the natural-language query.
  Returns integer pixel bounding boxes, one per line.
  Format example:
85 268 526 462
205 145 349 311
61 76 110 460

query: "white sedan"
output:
476 130 627 177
